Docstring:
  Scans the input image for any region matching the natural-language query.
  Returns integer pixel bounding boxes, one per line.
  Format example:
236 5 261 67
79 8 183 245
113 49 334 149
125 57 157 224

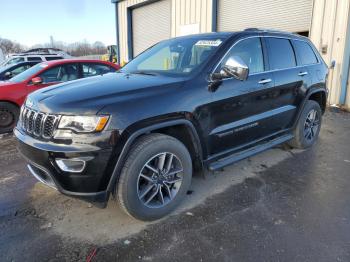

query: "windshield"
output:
121 37 226 76
9 63 48 83
1 57 25 67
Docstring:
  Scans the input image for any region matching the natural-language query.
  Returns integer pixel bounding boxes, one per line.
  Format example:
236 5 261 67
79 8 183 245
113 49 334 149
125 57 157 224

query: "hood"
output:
0 81 18 87
28 72 186 115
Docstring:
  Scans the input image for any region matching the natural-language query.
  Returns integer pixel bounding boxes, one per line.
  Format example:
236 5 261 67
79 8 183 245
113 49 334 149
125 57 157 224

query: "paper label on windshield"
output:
195 39 222 47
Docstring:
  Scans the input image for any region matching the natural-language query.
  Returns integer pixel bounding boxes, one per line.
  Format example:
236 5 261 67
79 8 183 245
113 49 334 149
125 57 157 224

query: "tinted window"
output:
39 64 78 83
10 64 32 76
293 40 318 65
221 38 264 74
27 57 42 61
45 56 64 61
266 38 296 70
82 63 115 77
9 63 48 83
5 57 25 66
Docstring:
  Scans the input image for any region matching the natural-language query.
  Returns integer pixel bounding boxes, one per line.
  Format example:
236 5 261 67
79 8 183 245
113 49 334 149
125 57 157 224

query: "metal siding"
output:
310 0 350 107
217 0 313 33
117 0 213 62
132 0 171 56
172 0 212 36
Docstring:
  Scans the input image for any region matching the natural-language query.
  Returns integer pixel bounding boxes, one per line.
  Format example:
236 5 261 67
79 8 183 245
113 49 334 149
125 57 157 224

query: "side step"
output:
208 134 293 171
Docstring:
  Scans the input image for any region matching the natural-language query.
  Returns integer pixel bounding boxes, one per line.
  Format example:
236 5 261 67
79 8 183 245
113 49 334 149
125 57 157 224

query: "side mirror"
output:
4 71 12 79
215 56 249 81
31 76 43 85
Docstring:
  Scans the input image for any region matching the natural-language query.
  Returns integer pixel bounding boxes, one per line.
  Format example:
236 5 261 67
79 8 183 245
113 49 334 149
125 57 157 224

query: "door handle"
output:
258 78 272 84
298 71 308 76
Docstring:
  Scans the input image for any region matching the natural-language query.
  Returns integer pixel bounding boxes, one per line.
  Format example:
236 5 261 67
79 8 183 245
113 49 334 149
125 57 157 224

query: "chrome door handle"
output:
258 78 272 84
298 71 308 76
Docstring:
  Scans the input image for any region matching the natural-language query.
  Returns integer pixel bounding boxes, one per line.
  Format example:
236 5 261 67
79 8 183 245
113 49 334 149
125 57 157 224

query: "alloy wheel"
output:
137 152 183 208
304 109 320 142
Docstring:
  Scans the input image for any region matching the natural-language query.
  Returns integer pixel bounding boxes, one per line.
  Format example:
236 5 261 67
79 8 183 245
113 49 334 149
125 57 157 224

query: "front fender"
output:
105 118 203 193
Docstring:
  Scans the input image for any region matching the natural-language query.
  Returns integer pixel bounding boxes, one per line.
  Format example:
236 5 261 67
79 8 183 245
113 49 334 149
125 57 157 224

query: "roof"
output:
39 59 120 68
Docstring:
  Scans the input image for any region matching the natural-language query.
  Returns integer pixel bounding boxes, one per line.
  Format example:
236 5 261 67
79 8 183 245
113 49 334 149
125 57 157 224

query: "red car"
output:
0 59 120 133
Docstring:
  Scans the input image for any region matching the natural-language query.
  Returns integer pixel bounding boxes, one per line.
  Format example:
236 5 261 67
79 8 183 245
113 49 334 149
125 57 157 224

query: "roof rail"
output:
244 28 295 35
244 28 260 31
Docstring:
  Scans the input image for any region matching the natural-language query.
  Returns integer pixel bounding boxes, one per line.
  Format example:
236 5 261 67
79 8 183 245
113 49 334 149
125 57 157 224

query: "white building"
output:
112 0 350 110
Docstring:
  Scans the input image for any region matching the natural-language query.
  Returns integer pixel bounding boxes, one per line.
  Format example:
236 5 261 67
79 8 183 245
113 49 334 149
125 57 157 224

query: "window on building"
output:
266 38 296 70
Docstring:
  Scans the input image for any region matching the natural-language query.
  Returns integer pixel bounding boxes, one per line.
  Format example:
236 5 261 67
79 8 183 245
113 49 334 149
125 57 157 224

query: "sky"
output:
0 0 116 47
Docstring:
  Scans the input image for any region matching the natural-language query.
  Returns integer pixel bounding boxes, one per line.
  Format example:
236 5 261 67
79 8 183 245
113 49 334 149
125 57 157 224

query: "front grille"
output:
20 106 59 139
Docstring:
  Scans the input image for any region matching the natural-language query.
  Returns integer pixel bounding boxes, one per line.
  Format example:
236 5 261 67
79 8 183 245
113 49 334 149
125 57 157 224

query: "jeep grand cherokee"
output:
15 29 328 221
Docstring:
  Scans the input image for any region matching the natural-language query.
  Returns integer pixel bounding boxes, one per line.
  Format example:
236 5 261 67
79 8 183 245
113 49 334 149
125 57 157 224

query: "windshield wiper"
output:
131 71 158 76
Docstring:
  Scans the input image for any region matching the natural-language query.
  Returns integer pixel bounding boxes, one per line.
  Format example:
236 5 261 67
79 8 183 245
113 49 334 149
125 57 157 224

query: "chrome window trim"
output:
211 35 321 81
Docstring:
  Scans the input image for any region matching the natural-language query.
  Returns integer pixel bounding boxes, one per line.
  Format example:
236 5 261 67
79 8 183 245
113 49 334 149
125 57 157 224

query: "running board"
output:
208 134 294 171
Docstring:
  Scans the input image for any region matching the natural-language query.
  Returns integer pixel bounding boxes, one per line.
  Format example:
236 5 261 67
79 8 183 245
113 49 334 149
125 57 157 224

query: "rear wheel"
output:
0 102 19 134
117 133 192 221
288 100 322 149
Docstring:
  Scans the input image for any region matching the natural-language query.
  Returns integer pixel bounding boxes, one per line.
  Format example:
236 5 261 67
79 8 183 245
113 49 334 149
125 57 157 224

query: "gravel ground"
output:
0 110 349 261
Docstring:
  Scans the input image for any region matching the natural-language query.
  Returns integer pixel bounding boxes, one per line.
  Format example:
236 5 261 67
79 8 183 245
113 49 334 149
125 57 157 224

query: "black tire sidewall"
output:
296 100 322 148
0 102 19 133
118 135 192 221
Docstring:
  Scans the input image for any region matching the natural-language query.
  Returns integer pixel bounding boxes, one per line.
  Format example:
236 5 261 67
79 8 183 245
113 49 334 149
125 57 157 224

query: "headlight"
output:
58 115 109 133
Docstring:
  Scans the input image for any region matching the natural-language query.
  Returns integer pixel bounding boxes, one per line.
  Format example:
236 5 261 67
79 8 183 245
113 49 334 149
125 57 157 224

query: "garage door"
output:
132 0 171 57
217 0 313 33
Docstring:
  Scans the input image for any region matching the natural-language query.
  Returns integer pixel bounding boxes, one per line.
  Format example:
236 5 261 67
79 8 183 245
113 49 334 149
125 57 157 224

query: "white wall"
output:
310 0 350 108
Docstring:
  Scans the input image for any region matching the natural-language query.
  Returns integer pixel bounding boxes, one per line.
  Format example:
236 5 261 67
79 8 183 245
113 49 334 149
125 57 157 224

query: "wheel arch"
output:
293 88 327 129
0 100 21 109
106 119 204 193
308 90 327 114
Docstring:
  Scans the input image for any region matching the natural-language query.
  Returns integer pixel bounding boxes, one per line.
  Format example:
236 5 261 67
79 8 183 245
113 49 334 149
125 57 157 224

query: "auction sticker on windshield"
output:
195 39 222 47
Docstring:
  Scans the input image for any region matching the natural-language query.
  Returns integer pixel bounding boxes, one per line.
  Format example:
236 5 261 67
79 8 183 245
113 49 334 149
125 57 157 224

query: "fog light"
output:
55 158 86 173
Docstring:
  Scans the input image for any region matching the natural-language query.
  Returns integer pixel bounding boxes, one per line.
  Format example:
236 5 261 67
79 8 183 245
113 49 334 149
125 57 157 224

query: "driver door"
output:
208 37 278 155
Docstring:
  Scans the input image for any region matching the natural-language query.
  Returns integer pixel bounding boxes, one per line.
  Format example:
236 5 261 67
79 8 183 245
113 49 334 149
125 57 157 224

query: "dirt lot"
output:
1 110 350 262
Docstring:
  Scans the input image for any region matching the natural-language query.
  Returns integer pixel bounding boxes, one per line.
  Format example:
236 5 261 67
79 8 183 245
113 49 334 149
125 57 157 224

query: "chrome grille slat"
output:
21 106 59 139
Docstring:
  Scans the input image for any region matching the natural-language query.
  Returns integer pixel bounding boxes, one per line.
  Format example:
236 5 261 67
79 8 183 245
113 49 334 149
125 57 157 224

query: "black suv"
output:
15 29 328 221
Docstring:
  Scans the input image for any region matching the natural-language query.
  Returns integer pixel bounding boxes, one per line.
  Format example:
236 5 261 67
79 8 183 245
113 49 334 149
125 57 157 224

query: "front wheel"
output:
117 133 192 221
288 100 322 149
0 102 19 134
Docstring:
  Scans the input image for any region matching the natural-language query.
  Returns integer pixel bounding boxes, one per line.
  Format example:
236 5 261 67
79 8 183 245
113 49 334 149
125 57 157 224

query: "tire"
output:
0 102 19 134
288 100 322 149
117 133 192 221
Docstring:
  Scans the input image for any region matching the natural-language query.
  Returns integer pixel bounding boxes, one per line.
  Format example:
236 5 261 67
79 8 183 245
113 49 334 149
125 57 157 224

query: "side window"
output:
221 38 264 74
7 57 25 65
11 65 31 76
27 57 42 61
293 41 318 65
38 64 78 83
82 63 115 78
45 56 64 61
266 38 296 70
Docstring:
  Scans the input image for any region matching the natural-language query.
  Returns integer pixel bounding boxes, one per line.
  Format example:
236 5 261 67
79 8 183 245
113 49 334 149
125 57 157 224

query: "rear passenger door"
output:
265 37 309 129
292 39 320 89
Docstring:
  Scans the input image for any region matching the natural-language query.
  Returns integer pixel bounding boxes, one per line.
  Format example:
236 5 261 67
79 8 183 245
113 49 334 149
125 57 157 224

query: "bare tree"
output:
0 37 107 57
0 37 24 55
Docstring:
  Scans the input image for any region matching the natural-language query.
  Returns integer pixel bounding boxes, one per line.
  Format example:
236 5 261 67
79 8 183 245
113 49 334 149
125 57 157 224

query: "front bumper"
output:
14 127 115 204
